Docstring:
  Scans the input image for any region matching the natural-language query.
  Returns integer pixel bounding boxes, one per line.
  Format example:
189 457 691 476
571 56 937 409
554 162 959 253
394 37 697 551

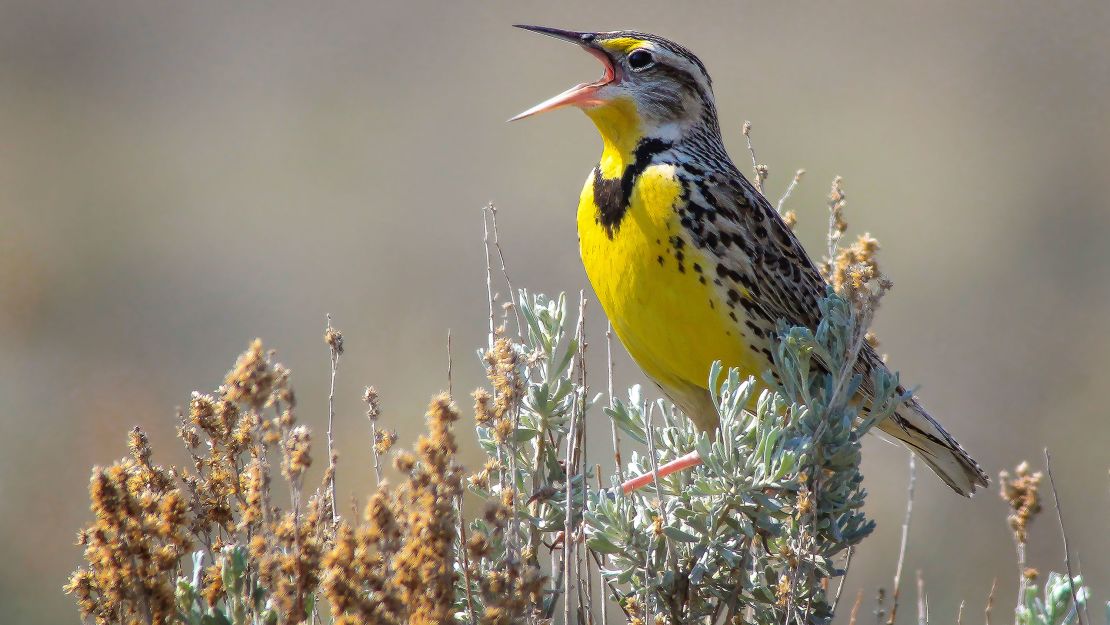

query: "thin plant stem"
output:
1043 449 1089 625
916 570 927 625
777 169 805 213
325 314 340 524
482 208 495 349
573 292 590 623
742 120 766 194
457 494 478 625
831 546 854 613
564 385 579 625
487 203 523 336
606 323 624 483
984 578 996 625
888 454 917 625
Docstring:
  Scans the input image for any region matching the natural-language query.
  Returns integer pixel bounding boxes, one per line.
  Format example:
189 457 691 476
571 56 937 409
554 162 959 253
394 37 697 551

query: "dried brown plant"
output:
999 461 1043 546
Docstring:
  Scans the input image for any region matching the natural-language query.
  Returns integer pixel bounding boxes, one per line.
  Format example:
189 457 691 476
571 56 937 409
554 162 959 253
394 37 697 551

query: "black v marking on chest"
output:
592 137 673 239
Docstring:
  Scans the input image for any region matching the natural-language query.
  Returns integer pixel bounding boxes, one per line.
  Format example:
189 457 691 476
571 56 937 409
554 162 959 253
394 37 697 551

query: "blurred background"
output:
1 1 1107 622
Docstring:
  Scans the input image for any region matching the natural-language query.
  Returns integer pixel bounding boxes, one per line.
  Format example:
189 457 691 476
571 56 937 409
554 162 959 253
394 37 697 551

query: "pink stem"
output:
620 450 703 494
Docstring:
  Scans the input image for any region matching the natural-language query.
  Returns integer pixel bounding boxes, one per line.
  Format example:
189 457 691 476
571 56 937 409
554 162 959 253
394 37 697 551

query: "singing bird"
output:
511 26 988 496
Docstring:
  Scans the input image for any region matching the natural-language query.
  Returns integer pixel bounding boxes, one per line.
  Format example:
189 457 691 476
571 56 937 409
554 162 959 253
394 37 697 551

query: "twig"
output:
595 464 609 625
888 454 917 625
482 208 495 348
606 323 624 482
831 546 854 613
825 176 848 279
590 550 631 620
486 203 523 336
848 589 864 625
984 578 996 625
447 329 453 397
742 121 767 194
915 570 927 625
639 404 662 625
1043 449 1088 625
1014 530 1028 617
564 380 579 625
457 494 478 625
573 293 590 623
562 295 587 625
324 314 341 523
645 402 685 622
364 386 383 486
777 169 806 213
957 600 965 625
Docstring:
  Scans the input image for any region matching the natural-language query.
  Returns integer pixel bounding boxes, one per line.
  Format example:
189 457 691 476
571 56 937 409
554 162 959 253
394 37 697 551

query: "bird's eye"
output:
628 49 655 71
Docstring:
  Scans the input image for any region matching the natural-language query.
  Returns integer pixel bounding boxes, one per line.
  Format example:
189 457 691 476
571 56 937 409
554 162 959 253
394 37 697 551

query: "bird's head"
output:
511 26 717 149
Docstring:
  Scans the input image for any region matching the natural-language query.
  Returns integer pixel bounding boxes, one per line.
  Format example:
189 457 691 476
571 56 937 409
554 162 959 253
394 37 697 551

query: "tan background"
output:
1 1 1107 622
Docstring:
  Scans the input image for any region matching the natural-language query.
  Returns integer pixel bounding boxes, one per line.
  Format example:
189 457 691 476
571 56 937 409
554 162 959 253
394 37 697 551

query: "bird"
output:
510 26 988 496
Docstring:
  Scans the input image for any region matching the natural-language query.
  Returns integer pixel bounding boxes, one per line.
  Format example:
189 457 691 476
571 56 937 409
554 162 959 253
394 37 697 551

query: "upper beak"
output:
509 25 615 122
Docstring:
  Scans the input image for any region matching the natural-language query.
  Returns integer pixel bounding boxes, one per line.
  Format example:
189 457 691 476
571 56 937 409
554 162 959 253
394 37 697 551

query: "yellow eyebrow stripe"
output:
600 37 646 54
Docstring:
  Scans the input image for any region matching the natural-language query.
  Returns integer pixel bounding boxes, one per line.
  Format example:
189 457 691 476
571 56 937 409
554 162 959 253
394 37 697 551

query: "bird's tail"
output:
877 397 989 496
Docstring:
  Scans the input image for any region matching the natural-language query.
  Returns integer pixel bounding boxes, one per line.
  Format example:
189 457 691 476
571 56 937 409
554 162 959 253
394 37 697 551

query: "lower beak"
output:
509 25 614 122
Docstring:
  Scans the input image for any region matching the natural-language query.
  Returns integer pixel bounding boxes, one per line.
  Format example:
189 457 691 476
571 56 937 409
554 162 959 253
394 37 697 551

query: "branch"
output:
888 454 917 625
1043 449 1088 625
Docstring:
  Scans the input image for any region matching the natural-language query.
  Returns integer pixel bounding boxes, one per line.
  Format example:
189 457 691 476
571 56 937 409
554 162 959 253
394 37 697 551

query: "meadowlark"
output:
511 26 988 496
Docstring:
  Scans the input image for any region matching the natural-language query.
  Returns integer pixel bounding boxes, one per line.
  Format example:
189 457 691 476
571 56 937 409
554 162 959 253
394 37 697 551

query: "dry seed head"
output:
66 430 192 625
201 563 223 607
127 427 151 465
472 387 493 424
832 234 882 296
775 573 793 607
828 176 848 237
324 326 344 356
493 417 514 444
999 461 1043 544
374 429 397 455
394 451 416 474
484 337 523 424
281 425 312 484
797 487 814 517
223 339 276 409
363 385 380 420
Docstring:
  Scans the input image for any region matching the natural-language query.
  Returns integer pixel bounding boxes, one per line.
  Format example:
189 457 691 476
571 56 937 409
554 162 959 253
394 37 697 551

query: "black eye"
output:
628 49 655 71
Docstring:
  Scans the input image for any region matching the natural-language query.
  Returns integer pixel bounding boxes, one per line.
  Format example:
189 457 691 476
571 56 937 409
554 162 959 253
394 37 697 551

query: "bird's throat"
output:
586 98 643 179
587 113 674 238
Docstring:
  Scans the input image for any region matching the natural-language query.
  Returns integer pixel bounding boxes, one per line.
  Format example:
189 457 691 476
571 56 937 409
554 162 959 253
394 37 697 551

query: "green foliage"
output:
587 291 902 624
176 546 283 625
1016 574 1090 625
68 288 1104 625
463 291 596 619
463 289 906 624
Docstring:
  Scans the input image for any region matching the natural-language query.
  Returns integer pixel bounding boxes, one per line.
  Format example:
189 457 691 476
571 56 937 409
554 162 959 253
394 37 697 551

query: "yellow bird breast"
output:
577 165 764 429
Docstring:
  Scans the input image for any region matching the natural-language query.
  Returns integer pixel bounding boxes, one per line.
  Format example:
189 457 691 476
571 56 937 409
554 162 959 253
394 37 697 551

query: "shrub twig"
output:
888 454 917 625
324 315 343 524
1043 449 1089 625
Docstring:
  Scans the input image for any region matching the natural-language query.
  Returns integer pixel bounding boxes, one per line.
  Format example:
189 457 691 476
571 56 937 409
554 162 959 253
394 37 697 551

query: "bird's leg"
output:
620 450 702 494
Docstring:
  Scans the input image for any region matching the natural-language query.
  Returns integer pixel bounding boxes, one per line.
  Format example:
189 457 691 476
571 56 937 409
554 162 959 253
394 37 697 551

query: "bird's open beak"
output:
509 25 615 121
